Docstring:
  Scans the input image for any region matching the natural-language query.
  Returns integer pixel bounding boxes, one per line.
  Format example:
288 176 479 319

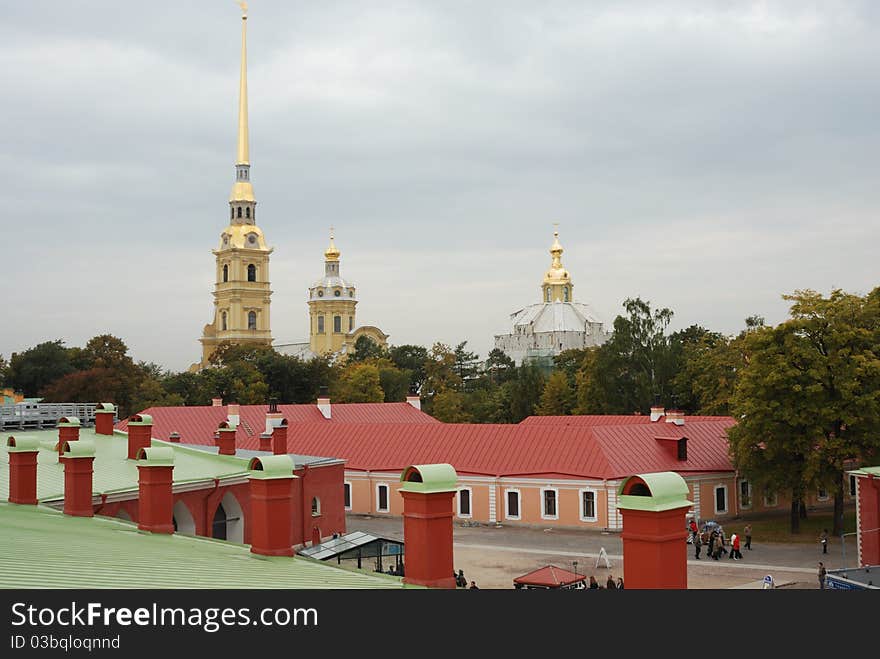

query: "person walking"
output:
694 532 702 560
729 533 742 560
820 529 829 555
469 580 479 589
744 524 752 550
818 562 827 589
588 575 599 589
616 577 625 590
606 575 617 589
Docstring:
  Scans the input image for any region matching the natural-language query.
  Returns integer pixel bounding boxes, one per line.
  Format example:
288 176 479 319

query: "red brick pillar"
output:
137 447 175 534
94 403 116 436
272 419 288 456
57 417 80 462
7 436 41 505
259 433 273 452
618 472 693 590
127 414 153 460
216 422 237 456
61 439 96 517
400 464 458 589
248 455 295 557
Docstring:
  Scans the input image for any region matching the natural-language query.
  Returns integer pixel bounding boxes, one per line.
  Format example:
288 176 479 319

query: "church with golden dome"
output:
494 228 609 365
197 5 386 367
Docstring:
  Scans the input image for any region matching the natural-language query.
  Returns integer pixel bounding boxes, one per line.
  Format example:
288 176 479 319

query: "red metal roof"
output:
520 415 733 426
115 407 735 480
115 402 438 444
514 565 585 587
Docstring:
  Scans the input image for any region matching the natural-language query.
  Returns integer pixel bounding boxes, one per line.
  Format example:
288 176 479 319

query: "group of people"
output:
586 575 624 590
690 520 752 561
455 569 479 589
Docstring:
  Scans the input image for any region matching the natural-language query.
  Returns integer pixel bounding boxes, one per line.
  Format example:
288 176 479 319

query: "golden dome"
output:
324 228 340 262
542 229 570 285
217 223 269 251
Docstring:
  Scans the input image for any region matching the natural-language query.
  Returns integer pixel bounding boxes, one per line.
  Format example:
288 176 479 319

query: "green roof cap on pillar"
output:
399 464 457 494
62 438 96 459
128 414 153 425
57 417 81 427
617 472 693 512
136 447 175 467
218 421 237 431
6 436 42 452
248 455 294 479
96 403 116 412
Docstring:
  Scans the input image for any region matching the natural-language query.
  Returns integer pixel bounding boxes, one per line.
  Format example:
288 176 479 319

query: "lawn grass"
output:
716 508 856 544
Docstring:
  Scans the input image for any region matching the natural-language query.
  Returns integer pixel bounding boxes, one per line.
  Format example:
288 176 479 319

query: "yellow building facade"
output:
199 4 273 367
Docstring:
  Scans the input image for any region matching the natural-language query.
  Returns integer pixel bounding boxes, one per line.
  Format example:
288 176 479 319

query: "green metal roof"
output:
57 417 81 427
96 403 116 412
128 414 153 425
0 503 410 589
0 428 252 502
399 463 458 494
849 465 880 477
617 471 693 512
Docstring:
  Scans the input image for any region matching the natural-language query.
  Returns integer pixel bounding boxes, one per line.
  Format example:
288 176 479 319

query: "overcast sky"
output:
3 1 878 371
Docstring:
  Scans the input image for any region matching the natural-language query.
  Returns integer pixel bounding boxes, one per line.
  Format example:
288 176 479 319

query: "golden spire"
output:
543 224 571 288
237 1 249 165
229 2 255 203
325 227 341 262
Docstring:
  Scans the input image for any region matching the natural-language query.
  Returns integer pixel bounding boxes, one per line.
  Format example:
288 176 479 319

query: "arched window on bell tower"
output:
246 207 250 219
237 207 242 219
563 286 569 302
247 264 256 282
223 264 228 282
248 311 257 330
221 312 227 331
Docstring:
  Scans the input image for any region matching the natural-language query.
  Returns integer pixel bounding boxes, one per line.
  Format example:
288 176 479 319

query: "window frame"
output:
817 487 829 501
739 479 752 509
247 311 257 330
376 483 390 513
457 487 472 518
504 488 521 521
311 496 321 517
714 484 728 516
317 315 324 333
579 488 597 522
333 315 342 333
343 481 352 511
541 487 559 521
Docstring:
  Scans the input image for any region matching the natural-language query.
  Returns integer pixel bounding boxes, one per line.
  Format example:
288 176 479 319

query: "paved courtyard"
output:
346 514 858 589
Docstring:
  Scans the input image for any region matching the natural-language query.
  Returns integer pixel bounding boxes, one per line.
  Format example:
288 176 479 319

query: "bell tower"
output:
199 1 273 367
308 229 358 355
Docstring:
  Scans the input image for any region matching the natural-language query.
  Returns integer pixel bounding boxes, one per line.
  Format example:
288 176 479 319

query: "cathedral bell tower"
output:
199 1 273 367
541 228 573 303
308 230 358 355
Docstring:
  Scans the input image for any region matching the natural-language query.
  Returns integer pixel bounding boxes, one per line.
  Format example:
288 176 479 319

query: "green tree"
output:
388 344 429 393
508 362 545 422
453 341 480 389
201 362 270 406
349 336 389 363
485 348 515 385
432 390 472 423
536 371 574 416
422 343 462 396
7 340 75 397
40 368 133 411
0 354 8 388
332 363 384 403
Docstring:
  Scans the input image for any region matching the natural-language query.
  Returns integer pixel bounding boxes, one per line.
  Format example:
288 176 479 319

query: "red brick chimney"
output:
399 464 458 589
405 393 422 411
259 432 273 452
317 389 331 419
126 414 153 460
94 403 116 435
272 418 288 456
216 421 237 456
136 447 175 534
56 416 80 462
212 397 223 407
6 436 41 505
61 438 96 517
247 455 295 556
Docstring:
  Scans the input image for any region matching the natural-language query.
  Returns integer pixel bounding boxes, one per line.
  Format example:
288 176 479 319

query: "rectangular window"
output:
317 316 324 333
542 489 558 519
817 487 829 501
344 482 351 510
333 316 341 333
739 480 752 509
764 490 778 508
714 485 727 515
581 490 596 521
377 484 389 512
458 489 471 517
850 475 857 497
506 490 520 520
349 316 353 331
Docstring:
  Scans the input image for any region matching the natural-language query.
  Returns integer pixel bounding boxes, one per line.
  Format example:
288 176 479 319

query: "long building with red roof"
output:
116 401 845 530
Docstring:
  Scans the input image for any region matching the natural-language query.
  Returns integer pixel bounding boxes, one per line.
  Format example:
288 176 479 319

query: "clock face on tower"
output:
247 233 257 245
